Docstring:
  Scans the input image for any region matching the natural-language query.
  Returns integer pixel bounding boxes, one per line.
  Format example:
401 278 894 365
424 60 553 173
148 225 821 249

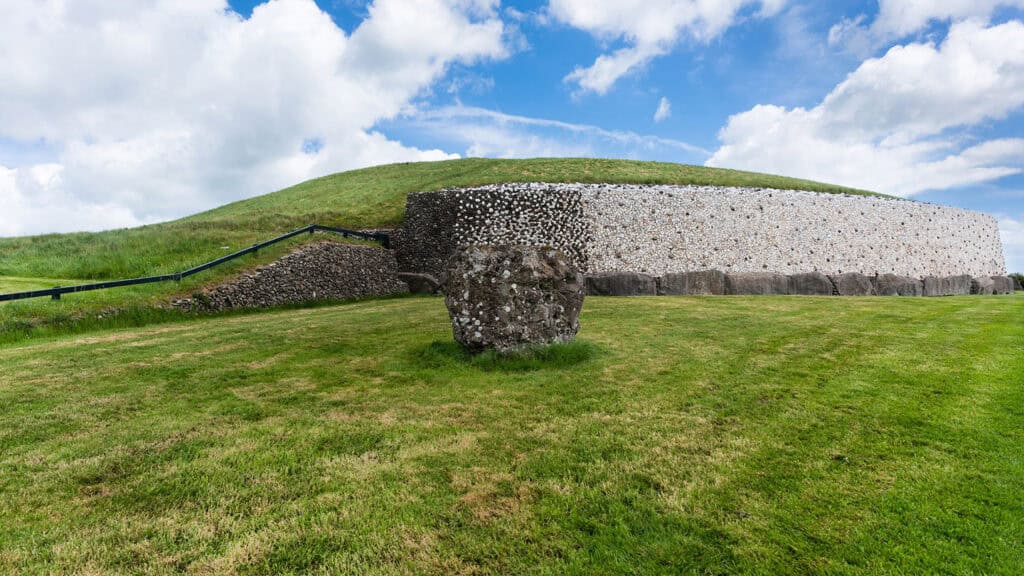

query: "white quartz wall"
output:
431 183 1005 278
581 184 1005 277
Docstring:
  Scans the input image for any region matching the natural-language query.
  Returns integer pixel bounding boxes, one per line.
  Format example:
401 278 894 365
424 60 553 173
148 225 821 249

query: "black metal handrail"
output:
0 224 390 303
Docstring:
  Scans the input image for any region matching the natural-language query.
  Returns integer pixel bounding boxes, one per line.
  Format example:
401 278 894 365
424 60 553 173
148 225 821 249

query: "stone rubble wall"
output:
397 183 1006 279
173 240 407 311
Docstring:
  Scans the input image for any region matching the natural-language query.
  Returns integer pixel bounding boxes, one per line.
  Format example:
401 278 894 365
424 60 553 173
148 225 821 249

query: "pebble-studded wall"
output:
397 183 1006 278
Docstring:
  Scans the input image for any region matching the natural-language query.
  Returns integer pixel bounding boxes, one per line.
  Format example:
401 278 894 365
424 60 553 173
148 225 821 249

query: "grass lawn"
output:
1 295 1020 574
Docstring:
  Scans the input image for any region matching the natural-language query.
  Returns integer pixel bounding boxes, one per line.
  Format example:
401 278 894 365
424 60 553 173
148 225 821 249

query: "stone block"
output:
923 275 972 296
657 270 726 295
829 273 873 296
725 272 790 295
991 276 1015 295
398 272 440 294
872 274 922 296
971 276 995 295
586 273 657 296
788 272 835 295
173 241 407 312
443 245 585 353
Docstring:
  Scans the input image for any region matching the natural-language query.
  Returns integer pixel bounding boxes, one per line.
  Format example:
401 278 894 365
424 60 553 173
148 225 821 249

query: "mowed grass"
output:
1 295 1020 575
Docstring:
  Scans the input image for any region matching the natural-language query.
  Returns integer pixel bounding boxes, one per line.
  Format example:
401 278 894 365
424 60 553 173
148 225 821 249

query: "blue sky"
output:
1 0 1023 270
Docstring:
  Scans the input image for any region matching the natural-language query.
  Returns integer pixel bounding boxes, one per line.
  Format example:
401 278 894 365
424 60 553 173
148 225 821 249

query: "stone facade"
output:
173 240 407 311
397 183 1006 280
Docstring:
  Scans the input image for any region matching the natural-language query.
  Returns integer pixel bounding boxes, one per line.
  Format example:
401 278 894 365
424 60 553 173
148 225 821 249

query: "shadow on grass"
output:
415 339 602 373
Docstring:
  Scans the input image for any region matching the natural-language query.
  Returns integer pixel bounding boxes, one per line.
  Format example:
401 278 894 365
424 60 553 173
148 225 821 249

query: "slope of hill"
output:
0 158 879 339
0 158 877 281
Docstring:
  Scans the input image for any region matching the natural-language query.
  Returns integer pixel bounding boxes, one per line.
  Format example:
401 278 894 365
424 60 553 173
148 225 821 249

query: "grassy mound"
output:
0 295 1020 574
0 158 879 337
0 158 875 282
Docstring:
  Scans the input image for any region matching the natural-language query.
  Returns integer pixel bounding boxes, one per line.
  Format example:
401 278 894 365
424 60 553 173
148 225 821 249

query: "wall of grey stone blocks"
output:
173 241 407 311
397 183 1006 279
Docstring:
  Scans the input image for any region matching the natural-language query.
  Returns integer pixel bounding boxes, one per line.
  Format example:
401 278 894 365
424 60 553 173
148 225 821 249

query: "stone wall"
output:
396 183 1006 279
174 240 407 311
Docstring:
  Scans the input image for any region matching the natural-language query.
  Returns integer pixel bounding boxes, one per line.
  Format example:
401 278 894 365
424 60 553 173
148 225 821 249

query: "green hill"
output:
0 158 876 282
0 158 879 338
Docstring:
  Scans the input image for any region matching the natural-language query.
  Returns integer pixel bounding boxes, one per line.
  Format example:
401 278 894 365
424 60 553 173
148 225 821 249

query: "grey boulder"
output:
871 274 922 296
658 270 726 295
398 272 441 294
923 275 972 296
991 276 1015 295
725 272 790 295
788 272 835 296
971 276 995 295
585 273 657 296
829 273 873 296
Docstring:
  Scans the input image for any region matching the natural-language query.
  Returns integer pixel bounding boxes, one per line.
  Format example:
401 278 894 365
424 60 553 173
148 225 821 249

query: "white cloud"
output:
829 0 1024 54
0 0 507 236
708 20 1024 196
654 97 672 122
548 0 786 94
408 105 710 159
998 216 1024 273
0 164 145 238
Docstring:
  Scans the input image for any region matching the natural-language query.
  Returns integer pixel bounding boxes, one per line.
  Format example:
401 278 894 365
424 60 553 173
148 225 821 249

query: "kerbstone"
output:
871 274 922 296
991 276 1015 295
586 273 657 296
725 272 790 295
971 276 995 295
829 273 873 296
443 245 585 353
398 272 441 294
788 272 834 296
923 275 972 296
657 270 726 295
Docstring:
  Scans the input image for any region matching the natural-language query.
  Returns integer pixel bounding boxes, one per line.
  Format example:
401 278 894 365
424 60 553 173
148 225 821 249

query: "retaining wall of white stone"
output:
398 183 1006 278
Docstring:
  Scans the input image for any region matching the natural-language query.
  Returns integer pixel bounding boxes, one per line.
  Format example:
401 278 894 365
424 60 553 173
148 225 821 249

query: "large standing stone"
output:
871 274 922 296
585 273 657 296
443 245 585 353
725 272 791 295
657 270 726 295
788 272 835 295
829 273 874 296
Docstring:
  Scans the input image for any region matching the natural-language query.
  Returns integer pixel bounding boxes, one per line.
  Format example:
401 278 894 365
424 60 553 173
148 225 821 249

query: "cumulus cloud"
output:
708 20 1024 196
0 164 145 237
405 105 710 160
0 0 508 236
829 0 1024 54
654 97 672 122
548 0 786 94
